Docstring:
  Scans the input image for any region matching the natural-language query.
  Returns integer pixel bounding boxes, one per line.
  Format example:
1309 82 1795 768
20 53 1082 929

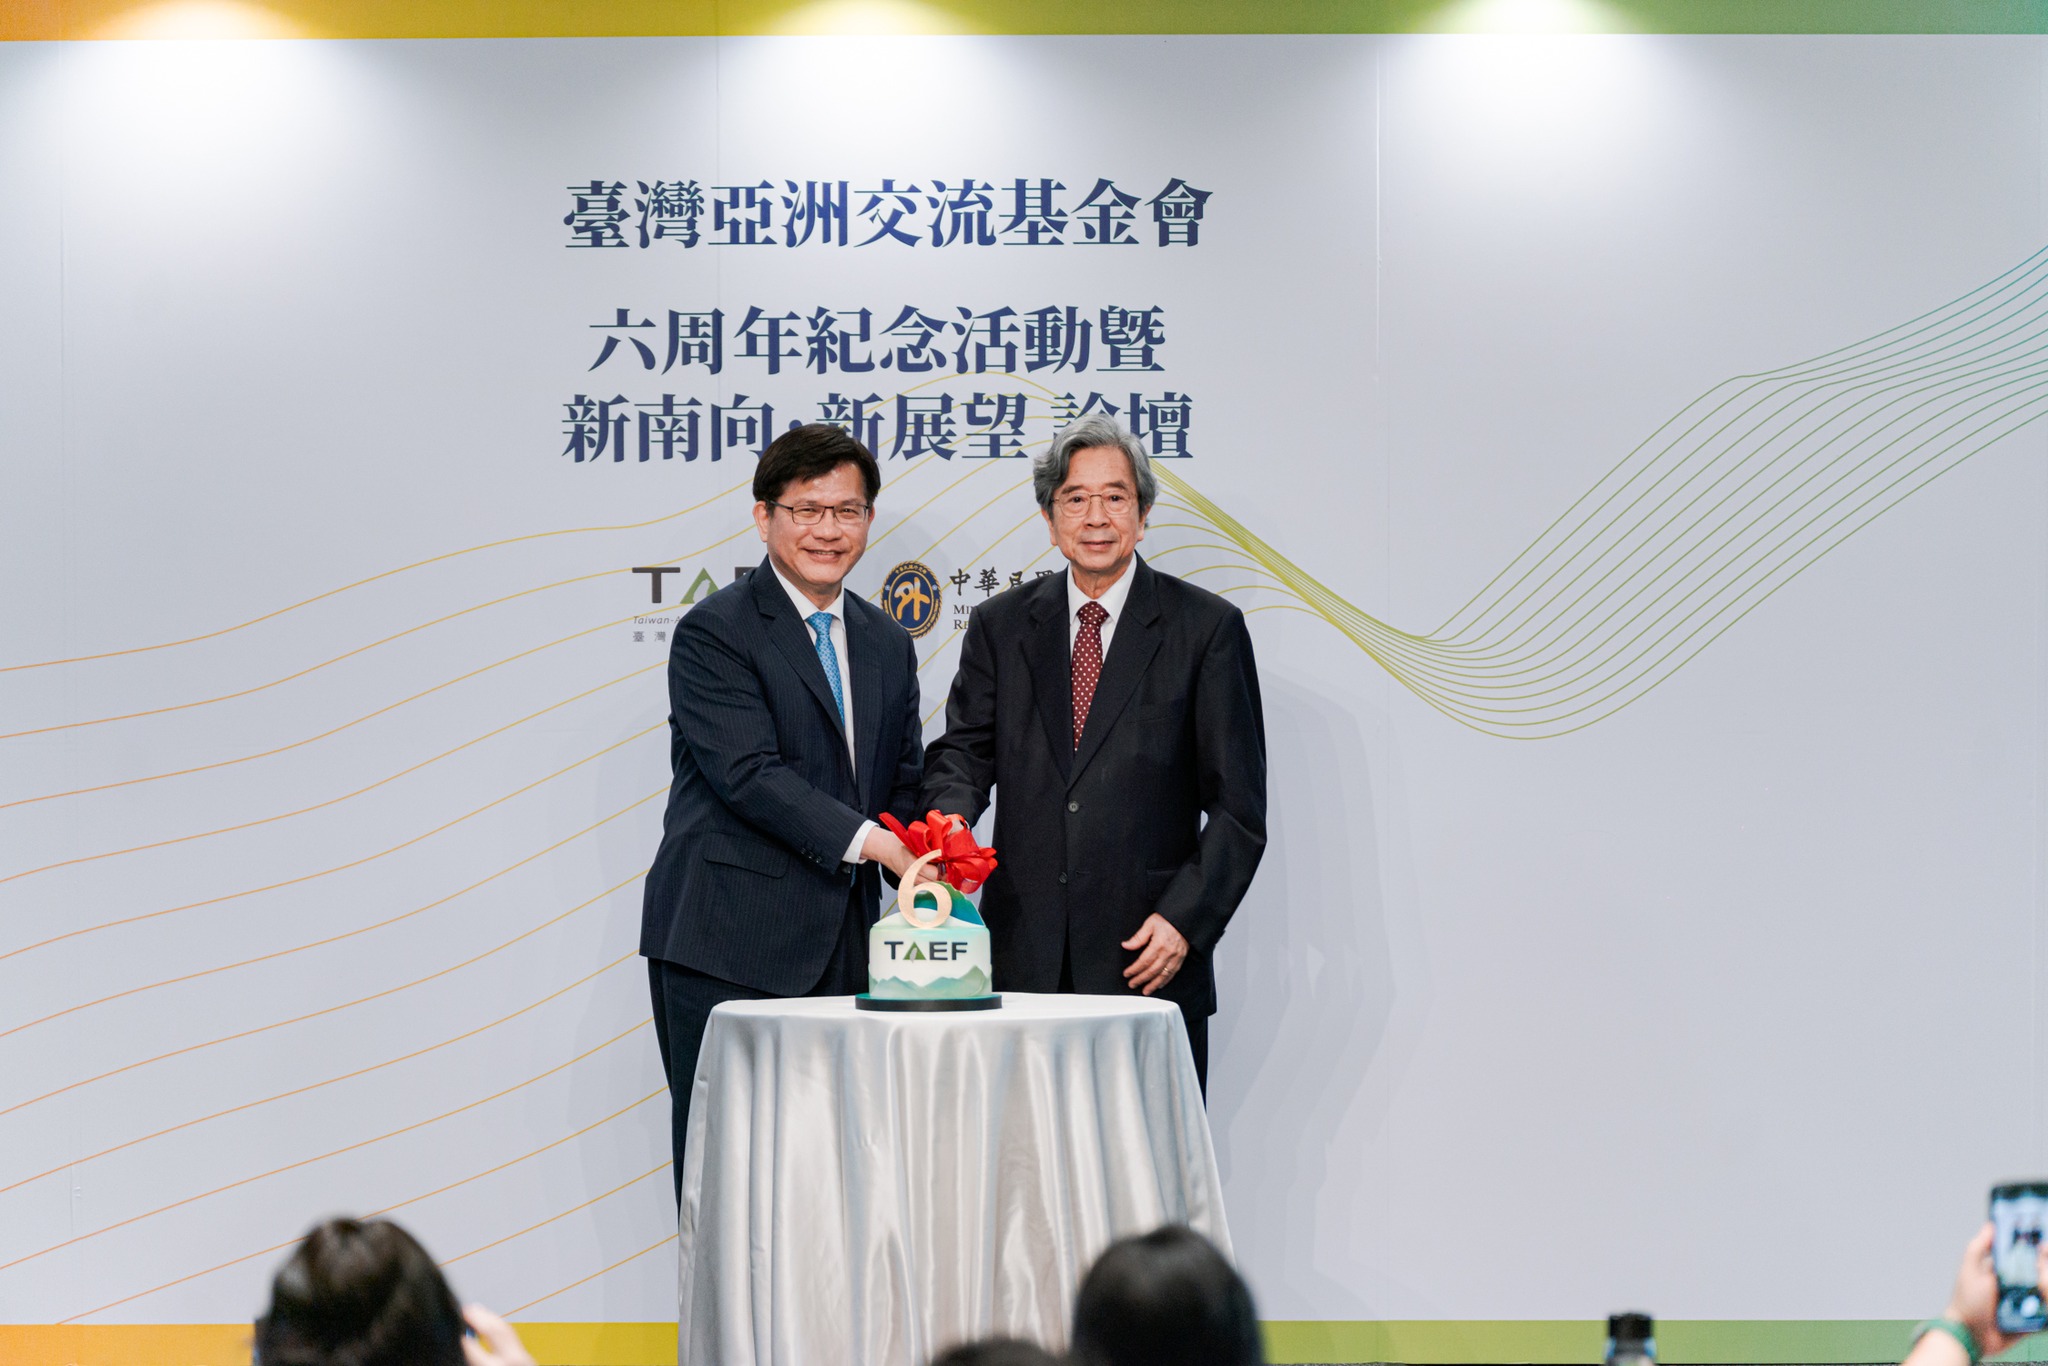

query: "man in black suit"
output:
921 416 1266 1091
641 424 924 1197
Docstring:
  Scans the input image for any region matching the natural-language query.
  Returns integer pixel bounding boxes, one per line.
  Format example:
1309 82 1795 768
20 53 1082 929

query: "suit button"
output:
1067 800 1080 813
1058 872 1068 884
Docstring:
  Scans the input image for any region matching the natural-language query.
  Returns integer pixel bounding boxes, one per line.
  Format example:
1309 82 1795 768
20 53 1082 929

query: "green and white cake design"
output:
861 813 1000 1006
867 881 992 1000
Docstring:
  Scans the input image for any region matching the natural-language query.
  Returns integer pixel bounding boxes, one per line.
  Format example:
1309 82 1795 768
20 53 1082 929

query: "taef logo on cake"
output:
883 560 942 638
878 938 974 961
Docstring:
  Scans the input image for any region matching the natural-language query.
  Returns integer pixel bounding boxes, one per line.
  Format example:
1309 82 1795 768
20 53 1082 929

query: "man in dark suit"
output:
641 424 924 1197
921 416 1266 1091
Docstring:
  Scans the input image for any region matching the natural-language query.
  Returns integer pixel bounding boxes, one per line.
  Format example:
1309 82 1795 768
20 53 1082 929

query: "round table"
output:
675 991 1229 1366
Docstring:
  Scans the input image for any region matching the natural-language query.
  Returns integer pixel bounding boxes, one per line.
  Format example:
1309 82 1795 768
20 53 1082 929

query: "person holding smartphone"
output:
1905 1217 2048 1366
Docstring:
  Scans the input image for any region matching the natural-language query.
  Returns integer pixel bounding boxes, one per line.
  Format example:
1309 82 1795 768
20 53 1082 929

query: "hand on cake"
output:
862 825 935 884
1122 913 1188 995
878 810 997 893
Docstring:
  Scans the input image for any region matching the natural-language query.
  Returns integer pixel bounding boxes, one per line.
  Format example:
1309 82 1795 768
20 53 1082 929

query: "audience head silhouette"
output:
1069 1225 1264 1366
255 1217 468 1366
927 1338 1064 1366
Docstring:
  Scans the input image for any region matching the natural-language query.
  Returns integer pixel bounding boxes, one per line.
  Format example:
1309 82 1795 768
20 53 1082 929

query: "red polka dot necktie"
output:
1072 600 1109 749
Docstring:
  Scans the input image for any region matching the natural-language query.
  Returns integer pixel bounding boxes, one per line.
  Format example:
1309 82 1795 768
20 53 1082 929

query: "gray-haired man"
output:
919 417 1267 1091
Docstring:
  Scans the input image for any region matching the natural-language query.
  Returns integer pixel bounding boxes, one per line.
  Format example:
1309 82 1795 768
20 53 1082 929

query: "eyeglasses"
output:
767 500 872 526
1051 491 1137 520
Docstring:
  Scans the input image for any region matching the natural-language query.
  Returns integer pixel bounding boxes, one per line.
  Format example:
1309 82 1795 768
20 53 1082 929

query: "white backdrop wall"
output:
2 31 2045 1333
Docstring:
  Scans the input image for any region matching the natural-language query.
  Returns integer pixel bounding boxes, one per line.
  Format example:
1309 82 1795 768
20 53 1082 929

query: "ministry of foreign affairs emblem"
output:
883 561 942 638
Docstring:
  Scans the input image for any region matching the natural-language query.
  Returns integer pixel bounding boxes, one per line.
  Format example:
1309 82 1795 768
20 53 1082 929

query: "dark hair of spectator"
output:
927 1337 1064 1366
1069 1225 1264 1366
254 1217 467 1366
753 422 882 506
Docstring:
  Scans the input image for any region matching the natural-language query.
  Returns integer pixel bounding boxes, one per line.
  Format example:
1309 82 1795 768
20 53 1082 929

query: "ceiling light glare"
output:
770 0 968 35
1430 0 1636 34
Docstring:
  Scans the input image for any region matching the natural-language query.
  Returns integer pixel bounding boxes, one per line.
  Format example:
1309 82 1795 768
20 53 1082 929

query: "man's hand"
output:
462 1306 537 1366
862 826 941 884
1938 1222 2048 1360
1122 913 1188 996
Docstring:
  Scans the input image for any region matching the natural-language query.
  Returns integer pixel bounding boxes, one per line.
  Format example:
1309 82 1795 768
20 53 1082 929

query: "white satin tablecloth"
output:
675 991 1229 1366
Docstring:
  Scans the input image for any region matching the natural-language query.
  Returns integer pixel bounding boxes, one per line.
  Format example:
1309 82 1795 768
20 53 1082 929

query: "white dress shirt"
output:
768 561 873 867
1066 554 1140 659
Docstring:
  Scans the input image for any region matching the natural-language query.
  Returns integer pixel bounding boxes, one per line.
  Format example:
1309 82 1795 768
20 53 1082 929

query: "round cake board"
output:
855 994 1002 1012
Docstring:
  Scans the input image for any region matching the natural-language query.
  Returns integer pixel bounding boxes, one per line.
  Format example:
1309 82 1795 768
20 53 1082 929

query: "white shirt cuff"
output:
843 819 876 867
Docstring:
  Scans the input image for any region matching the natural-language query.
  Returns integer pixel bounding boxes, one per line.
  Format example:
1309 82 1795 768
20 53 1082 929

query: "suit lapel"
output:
752 558 856 784
1069 560 1161 788
845 597 885 800
1022 573 1074 784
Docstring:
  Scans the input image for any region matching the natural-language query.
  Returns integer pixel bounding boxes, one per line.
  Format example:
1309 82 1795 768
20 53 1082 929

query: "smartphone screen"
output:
1992 1182 2048 1334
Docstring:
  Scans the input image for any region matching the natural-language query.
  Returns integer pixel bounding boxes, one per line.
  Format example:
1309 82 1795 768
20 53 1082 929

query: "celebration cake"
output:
858 810 1001 1012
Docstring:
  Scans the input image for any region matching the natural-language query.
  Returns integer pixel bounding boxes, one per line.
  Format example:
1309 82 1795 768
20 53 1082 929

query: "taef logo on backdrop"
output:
630 565 718 605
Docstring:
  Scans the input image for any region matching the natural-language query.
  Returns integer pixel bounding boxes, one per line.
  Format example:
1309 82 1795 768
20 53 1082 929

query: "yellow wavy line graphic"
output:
506 1235 677 1319
0 621 658 810
0 479 756 673
0 1020 648 1275
0 780 658 972
0 451 998 754
1153 244 2048 737
0 531 748 742
0 367 978 679
0 952 638 1194
443 1164 669 1268
0 666 659 883
0 876 647 1122
53 1089 667 1323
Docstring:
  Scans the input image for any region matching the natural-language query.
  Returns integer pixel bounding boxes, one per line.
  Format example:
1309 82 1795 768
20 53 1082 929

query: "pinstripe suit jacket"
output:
640 557 923 995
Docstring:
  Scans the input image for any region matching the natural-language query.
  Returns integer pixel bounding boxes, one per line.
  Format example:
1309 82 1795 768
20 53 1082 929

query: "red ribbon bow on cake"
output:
878 809 998 893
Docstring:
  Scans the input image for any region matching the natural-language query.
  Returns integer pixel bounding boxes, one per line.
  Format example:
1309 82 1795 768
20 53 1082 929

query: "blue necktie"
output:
806 611 846 725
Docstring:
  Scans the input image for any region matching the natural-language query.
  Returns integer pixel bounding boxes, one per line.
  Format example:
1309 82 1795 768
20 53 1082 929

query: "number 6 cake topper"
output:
897 850 951 929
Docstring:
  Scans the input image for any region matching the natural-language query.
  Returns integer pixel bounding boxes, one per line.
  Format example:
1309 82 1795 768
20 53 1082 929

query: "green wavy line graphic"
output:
1161 245 2048 738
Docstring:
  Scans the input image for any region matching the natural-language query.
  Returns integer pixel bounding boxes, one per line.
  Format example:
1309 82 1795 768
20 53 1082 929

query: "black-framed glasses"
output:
767 500 872 526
